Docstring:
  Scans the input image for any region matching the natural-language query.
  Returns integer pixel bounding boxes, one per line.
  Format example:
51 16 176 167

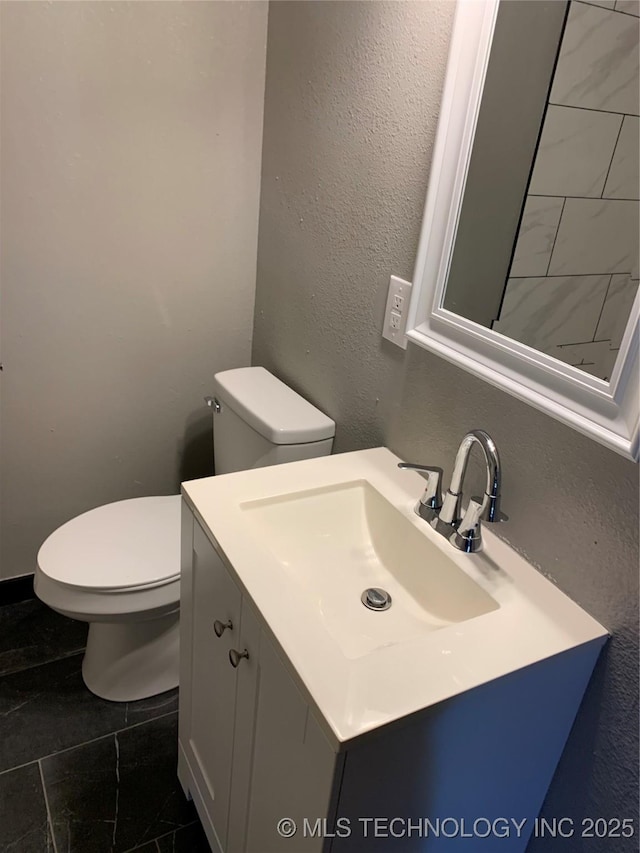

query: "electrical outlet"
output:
382 275 412 349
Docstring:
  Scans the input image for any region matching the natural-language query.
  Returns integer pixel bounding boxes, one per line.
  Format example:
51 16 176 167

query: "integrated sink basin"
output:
241 480 498 658
182 446 607 744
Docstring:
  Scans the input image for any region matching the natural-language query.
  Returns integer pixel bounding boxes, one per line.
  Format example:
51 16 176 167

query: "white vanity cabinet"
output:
178 504 340 853
178 461 608 853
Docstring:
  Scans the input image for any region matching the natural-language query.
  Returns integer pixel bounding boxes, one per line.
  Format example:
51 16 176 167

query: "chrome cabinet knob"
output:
213 619 233 637
229 648 249 668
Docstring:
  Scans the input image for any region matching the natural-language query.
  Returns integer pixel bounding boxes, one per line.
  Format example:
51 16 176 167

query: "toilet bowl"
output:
34 367 335 703
35 495 182 701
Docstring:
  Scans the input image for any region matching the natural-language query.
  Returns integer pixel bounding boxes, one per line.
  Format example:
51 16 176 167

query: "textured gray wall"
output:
0 1 267 579
253 2 639 847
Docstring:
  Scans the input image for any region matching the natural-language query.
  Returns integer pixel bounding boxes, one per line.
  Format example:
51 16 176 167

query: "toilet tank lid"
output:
213 367 335 445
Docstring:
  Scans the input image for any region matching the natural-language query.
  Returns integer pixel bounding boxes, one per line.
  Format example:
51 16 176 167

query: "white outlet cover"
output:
382 275 412 349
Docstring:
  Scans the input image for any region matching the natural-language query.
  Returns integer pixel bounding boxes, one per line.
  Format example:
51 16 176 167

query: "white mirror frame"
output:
406 0 639 462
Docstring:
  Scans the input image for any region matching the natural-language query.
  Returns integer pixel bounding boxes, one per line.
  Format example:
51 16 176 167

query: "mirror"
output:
407 0 639 460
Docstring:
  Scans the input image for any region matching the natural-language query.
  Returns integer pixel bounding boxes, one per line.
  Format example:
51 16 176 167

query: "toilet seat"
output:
35 495 183 700
37 495 181 592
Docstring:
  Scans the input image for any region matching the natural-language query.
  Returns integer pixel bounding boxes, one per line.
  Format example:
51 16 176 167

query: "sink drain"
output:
361 587 392 611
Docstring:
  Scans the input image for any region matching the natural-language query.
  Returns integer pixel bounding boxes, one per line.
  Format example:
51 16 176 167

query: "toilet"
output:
35 367 335 702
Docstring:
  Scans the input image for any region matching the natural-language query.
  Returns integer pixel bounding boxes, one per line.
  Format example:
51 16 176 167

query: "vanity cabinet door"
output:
243 637 339 853
180 509 339 853
187 520 244 851
226 600 261 853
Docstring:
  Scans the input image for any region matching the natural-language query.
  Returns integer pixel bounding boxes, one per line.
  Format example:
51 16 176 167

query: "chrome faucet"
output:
399 430 503 553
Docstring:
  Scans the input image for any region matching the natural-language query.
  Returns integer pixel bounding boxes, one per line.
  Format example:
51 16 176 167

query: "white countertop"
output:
182 447 608 749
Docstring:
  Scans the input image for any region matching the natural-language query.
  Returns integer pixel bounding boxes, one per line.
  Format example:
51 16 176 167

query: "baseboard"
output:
0 574 36 606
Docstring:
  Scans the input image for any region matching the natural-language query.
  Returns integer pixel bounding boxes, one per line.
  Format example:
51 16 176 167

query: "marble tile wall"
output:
494 0 639 381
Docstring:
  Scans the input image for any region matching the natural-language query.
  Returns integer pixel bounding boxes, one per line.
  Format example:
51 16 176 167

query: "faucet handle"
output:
397 462 439 474
451 498 484 553
397 463 443 522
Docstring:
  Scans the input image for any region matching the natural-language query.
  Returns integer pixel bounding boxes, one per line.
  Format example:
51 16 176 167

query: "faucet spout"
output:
439 430 502 526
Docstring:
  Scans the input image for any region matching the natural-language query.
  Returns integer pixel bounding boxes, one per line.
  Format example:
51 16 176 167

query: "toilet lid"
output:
37 495 182 591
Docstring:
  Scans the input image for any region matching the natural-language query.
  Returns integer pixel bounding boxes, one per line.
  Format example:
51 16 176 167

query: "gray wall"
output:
0 1 267 579
253 2 639 848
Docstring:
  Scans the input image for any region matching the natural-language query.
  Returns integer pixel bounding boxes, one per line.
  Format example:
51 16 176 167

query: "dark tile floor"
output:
0 596 210 852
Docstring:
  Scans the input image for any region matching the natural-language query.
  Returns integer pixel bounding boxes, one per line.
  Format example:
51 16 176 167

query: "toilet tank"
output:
211 367 335 475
